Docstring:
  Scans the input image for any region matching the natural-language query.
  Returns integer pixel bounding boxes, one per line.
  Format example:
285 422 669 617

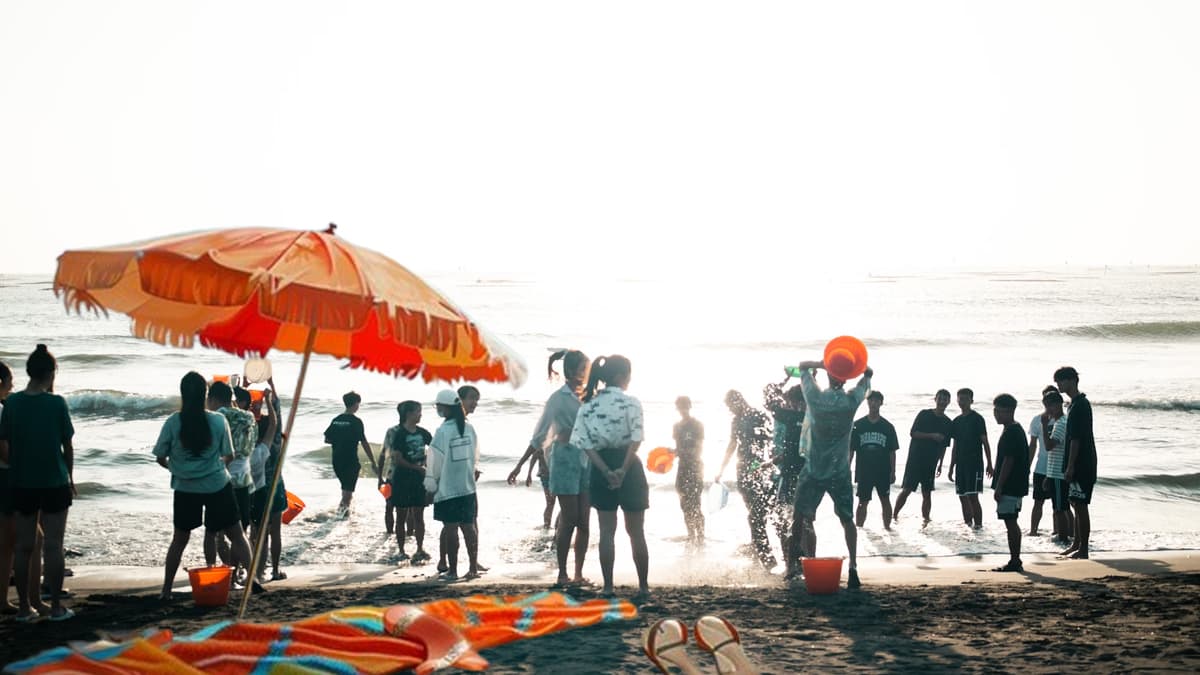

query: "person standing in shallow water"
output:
672 396 705 546
765 383 807 579
436 385 487 575
382 401 432 564
0 348 72 621
948 388 992 530
850 391 900 530
893 389 953 525
789 360 872 590
424 390 480 581
510 350 592 587
716 390 775 569
1055 366 1096 560
0 360 46 616
570 355 650 598
323 391 380 516
990 394 1029 573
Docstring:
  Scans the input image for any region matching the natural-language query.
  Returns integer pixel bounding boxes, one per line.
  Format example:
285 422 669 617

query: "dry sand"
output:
2 552 1199 673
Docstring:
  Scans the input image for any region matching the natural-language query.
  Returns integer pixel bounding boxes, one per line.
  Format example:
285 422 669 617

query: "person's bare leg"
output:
958 496 971 525
339 490 352 514
842 516 858 570
1030 498 1044 536
396 507 409 558
1005 518 1022 565
440 524 459 579
39 510 69 616
921 490 933 523
892 488 910 519
1070 502 1090 559
462 523 479 578
969 496 983 529
12 513 43 617
269 513 284 579
542 490 555 529
554 495 579 584
855 500 868 528
0 516 16 611
384 502 395 535
162 528 191 600
624 510 650 595
596 510 618 594
573 493 592 581
880 488 893 530
203 530 218 567
414 507 427 556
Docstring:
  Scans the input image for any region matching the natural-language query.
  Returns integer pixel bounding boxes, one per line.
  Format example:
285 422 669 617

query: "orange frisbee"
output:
823 336 868 380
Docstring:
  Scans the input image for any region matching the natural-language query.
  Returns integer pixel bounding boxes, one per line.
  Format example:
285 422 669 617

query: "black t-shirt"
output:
390 425 432 480
673 417 705 470
993 422 1029 496
851 416 900 477
909 409 953 459
772 408 806 470
1065 393 1097 484
324 413 365 465
731 408 772 471
951 410 988 470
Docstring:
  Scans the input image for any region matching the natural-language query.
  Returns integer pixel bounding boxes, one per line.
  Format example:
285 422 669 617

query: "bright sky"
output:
2 1 1199 278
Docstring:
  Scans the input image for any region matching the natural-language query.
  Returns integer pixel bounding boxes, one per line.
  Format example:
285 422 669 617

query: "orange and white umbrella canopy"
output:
52 226 527 386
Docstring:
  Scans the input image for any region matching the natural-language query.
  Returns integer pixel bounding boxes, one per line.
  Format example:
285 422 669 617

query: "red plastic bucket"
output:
801 557 844 594
188 565 232 607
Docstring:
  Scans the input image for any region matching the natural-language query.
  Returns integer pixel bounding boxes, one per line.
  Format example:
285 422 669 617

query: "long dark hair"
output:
548 349 589 380
179 371 212 456
0 360 10 385
582 354 632 403
26 344 56 381
439 401 467 436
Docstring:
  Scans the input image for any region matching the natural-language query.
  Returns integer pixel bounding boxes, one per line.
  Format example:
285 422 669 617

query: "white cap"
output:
434 389 460 406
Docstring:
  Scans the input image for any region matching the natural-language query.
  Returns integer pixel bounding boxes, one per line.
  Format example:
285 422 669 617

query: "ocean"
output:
1 266 1198 585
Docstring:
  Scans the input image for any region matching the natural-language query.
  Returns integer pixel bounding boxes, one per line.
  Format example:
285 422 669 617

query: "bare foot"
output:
1068 550 1089 559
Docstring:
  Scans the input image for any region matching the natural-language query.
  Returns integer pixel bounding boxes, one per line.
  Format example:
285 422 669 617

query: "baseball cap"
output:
435 389 460 406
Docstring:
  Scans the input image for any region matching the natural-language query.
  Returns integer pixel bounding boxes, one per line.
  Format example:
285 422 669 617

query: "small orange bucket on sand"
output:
281 491 305 524
188 565 232 607
801 557 844 595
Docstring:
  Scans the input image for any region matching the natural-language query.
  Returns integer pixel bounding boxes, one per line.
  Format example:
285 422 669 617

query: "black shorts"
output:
12 485 73 516
855 478 891 502
1069 480 1094 505
0 469 13 515
955 467 984 496
334 459 361 493
389 468 427 508
174 482 239 532
433 493 478 523
233 486 252 529
901 452 938 493
1031 473 1049 500
1049 478 1069 512
589 448 649 512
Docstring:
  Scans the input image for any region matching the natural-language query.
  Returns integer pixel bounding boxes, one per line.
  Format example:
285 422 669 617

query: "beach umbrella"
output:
52 225 528 617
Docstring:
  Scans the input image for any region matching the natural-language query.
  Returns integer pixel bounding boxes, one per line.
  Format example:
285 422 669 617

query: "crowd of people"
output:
0 341 1099 622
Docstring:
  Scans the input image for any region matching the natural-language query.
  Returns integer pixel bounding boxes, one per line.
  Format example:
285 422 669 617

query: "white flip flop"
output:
643 618 705 675
694 615 761 675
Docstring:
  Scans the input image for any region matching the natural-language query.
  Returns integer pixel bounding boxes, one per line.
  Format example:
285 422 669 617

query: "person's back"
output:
994 422 1030 497
0 391 72 489
426 419 479 502
325 412 364 466
800 373 869 481
154 410 232 492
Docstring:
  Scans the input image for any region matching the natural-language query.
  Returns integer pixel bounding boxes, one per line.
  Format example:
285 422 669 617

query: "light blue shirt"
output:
799 370 871 481
153 411 233 494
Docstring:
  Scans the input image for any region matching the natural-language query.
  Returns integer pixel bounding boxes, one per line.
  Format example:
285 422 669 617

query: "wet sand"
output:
2 552 1199 673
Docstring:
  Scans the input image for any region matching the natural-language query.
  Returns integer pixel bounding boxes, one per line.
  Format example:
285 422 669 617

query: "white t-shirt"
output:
1028 415 1050 476
423 419 478 502
1045 414 1069 479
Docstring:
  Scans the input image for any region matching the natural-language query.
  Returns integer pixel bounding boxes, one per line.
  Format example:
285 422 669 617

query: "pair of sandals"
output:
644 616 760 675
14 607 74 623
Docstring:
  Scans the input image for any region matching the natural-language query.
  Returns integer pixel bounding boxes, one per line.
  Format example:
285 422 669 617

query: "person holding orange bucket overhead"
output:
789 336 873 590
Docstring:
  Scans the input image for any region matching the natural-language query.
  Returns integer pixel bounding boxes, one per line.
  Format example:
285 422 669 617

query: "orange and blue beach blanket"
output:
5 592 637 674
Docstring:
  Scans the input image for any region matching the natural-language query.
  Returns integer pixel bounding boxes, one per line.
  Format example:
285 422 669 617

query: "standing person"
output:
249 378 287 582
324 392 380 516
789 360 872 590
247 389 280 581
766 383 807 579
570 355 650 599
154 371 262 601
893 390 954 525
948 388 993 530
0 347 72 621
1041 389 1074 546
510 350 592 587
382 401 433 564
716 390 775 568
990 394 1029 572
850 391 900 530
1055 367 1096 560
0 360 45 616
424 390 480 581
1026 386 1057 537
672 396 705 547
437 385 486 574
203 381 256 573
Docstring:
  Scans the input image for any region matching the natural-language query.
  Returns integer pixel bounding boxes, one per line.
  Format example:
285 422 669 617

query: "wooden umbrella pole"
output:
238 326 318 620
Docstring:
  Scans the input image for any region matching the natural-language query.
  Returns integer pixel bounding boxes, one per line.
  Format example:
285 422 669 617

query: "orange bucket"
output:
823 336 868 381
800 557 844 594
187 565 232 607
281 491 305 524
645 447 674 474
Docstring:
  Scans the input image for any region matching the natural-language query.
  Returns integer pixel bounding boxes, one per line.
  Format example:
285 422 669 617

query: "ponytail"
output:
0 360 11 384
581 354 631 403
442 401 467 436
179 371 213 456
